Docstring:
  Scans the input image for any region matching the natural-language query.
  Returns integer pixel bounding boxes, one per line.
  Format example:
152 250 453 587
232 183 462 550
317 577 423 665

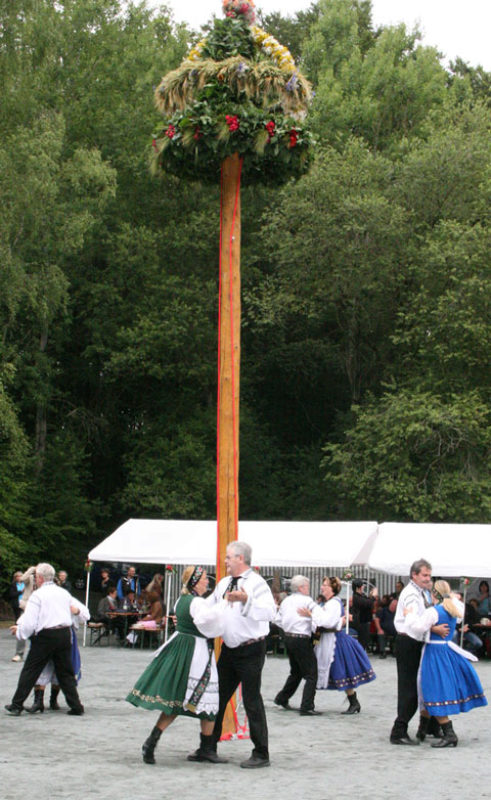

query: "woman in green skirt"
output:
127 565 226 765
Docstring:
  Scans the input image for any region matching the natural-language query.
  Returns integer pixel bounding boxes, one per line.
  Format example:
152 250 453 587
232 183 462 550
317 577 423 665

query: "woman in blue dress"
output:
127 566 226 765
405 579 487 748
299 576 376 714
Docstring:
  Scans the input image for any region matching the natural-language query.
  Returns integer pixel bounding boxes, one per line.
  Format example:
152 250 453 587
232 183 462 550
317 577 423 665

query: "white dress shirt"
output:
16 582 74 640
394 580 431 641
275 592 316 635
207 569 276 648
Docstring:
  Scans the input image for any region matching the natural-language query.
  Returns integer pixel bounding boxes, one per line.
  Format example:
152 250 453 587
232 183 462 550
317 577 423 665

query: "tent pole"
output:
346 582 350 633
460 584 467 649
164 571 172 643
83 568 91 647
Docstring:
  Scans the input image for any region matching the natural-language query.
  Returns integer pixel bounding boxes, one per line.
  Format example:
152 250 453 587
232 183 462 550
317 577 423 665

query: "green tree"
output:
322 391 490 522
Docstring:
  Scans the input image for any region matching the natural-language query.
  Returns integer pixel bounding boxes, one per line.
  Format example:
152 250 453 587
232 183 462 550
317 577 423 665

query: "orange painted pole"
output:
216 152 242 738
216 152 241 581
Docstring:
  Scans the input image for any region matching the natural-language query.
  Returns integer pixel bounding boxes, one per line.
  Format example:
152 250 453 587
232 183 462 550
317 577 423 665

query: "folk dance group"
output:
5 552 487 766
126 549 487 767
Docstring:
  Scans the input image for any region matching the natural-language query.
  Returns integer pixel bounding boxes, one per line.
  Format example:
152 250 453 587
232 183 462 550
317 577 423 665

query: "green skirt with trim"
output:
126 632 216 720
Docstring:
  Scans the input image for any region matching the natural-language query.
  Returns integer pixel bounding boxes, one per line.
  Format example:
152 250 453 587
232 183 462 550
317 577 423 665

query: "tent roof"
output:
367 522 491 578
88 519 379 568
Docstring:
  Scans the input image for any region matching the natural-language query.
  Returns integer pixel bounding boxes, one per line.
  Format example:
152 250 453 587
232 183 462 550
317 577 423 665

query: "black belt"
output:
44 625 70 630
285 633 311 639
232 635 267 648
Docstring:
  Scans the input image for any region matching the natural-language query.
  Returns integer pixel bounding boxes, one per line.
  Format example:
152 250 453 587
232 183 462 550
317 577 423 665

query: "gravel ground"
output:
1 627 490 800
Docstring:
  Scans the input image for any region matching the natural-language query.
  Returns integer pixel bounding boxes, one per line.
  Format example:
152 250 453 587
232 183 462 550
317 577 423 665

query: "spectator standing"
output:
99 568 112 596
117 566 140 601
375 594 397 658
57 571 72 593
351 580 377 650
10 567 36 663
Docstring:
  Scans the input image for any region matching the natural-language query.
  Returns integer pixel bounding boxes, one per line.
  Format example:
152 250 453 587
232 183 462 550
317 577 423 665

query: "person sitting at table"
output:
452 596 485 657
96 586 125 641
141 590 165 625
144 573 164 599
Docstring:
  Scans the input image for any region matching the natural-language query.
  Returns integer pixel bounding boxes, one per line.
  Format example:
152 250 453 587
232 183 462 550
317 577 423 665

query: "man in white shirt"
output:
5 562 85 716
389 558 448 745
189 541 275 768
273 575 319 716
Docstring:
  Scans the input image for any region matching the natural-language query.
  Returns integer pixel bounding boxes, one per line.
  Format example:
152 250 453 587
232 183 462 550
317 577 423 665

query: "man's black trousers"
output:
390 634 423 738
11 627 83 712
213 639 269 759
275 636 317 712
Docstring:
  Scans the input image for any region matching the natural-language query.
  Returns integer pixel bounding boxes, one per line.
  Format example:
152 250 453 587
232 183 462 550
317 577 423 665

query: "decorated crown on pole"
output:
152 0 314 185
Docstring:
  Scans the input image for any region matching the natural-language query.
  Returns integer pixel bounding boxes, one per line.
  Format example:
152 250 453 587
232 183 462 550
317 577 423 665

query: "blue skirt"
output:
420 642 487 716
328 630 376 691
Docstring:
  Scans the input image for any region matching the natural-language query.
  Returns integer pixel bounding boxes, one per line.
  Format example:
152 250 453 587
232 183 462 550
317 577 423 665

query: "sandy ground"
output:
1 627 490 800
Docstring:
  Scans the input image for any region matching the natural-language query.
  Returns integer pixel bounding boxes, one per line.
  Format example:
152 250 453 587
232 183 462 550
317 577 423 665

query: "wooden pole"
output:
216 152 241 581
216 152 242 738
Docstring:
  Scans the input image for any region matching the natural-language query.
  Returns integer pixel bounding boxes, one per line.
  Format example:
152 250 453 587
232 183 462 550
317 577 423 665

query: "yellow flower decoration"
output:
186 27 296 74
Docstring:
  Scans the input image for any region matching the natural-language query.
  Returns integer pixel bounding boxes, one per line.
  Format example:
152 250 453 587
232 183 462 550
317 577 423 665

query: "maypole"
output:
217 152 242 578
152 0 314 734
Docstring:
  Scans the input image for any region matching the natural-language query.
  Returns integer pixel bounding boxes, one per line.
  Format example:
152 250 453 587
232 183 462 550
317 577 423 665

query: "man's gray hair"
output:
410 558 432 577
36 563 56 581
290 574 309 592
228 541 252 565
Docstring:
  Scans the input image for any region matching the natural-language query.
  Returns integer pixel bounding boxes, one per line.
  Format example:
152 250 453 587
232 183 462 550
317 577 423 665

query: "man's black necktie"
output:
225 576 239 596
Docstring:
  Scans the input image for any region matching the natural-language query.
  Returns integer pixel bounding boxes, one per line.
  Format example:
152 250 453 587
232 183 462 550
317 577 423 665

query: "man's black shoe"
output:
273 697 290 709
390 735 420 746
4 704 22 716
240 755 270 769
300 709 323 716
67 706 84 716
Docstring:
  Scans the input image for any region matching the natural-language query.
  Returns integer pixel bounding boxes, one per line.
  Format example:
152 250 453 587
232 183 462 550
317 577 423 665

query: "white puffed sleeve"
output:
405 606 438 637
70 596 91 629
311 599 341 632
190 597 227 638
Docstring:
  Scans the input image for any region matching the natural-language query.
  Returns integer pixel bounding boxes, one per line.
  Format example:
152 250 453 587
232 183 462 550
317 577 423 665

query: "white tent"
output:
367 522 491 578
87 518 379 568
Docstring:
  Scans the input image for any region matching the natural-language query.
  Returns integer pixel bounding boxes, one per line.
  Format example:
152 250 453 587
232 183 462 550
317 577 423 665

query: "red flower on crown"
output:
225 114 240 132
289 128 298 148
265 120 276 142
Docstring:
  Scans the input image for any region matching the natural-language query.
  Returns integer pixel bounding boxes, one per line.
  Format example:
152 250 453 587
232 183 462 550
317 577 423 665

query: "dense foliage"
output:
0 0 489 589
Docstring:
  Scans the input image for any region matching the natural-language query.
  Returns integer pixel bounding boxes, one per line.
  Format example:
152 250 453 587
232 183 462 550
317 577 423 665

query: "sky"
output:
153 0 491 71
